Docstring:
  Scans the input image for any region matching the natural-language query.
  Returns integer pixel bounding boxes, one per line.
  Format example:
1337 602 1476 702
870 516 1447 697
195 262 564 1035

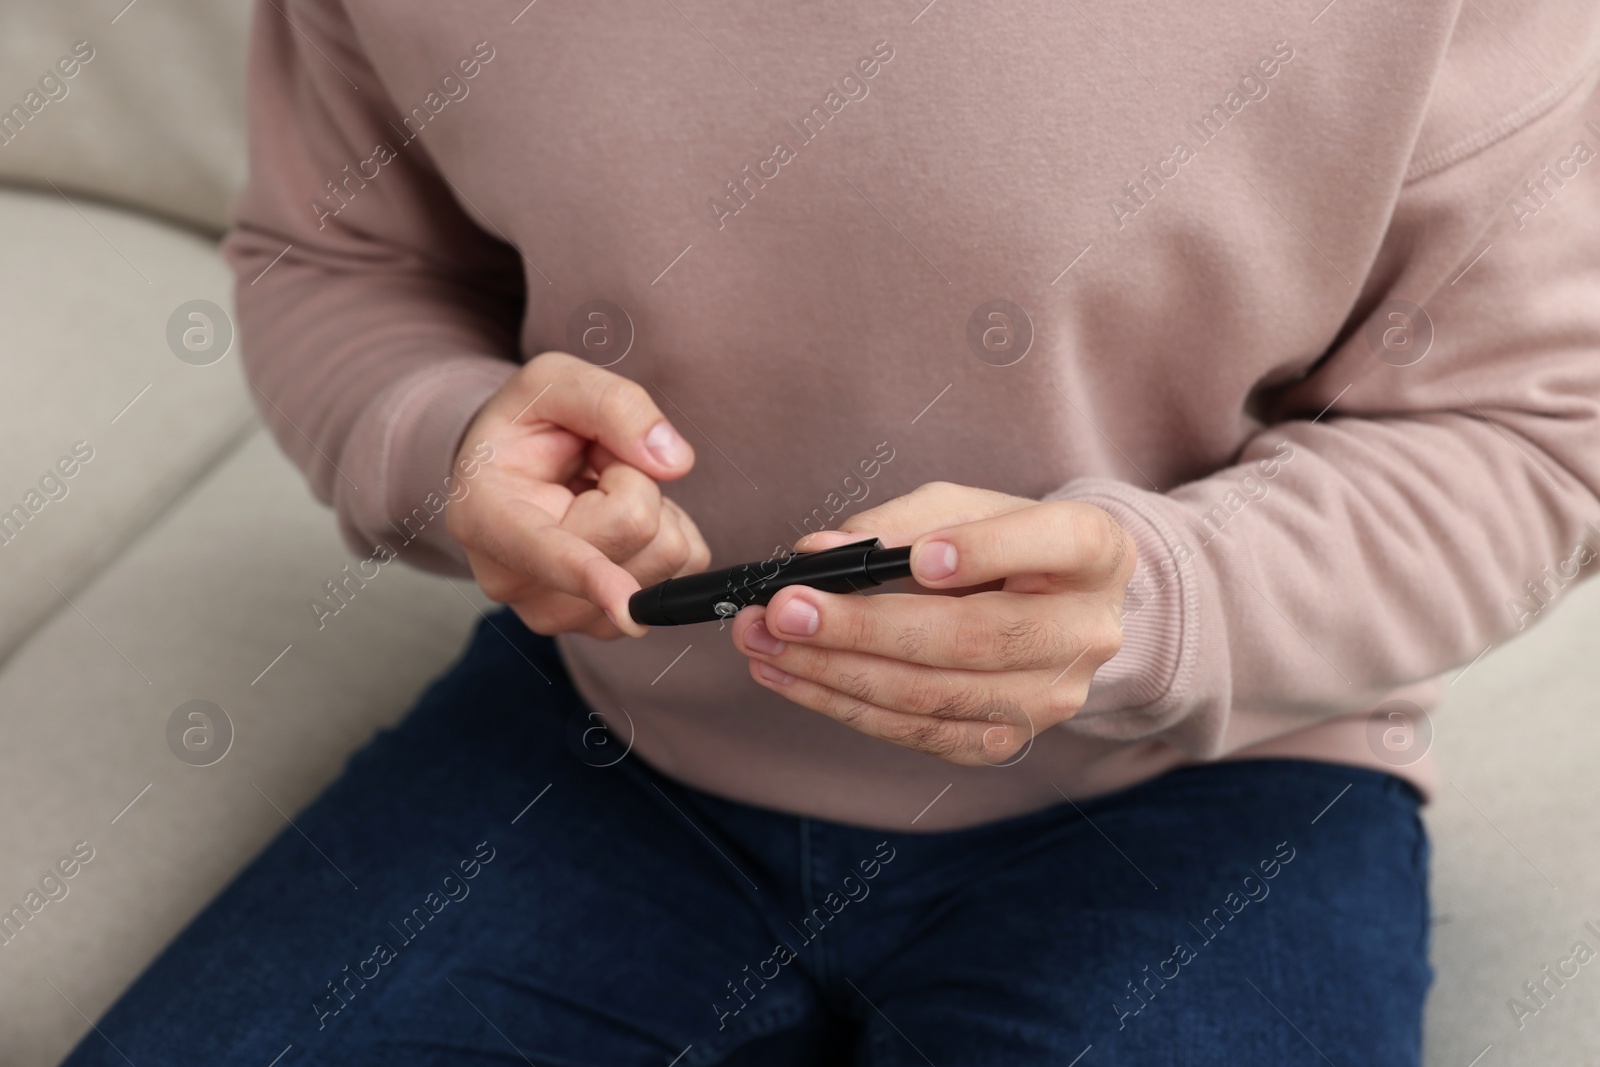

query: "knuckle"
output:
894 624 932 662
523 350 566 381
576 553 620 605
663 539 691 576
1044 682 1083 720
977 701 1031 760
610 494 659 549
841 603 877 650
531 348 572 367
631 552 675 589
527 351 580 391
1062 504 1134 579
1065 504 1112 560
654 517 690 570
993 615 1060 671
972 703 1036 764
981 698 1024 728
948 611 996 665
891 718 963 759
928 685 984 722
1085 617 1124 664
833 670 877 707
900 672 952 716
982 728 1028 764
597 375 654 431
1101 621 1125 661
834 697 872 728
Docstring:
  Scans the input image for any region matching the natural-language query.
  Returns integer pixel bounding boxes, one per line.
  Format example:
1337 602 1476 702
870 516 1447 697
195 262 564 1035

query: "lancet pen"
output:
628 538 914 627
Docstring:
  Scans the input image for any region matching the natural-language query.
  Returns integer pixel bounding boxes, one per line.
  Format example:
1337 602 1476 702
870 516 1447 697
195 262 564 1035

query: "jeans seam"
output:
799 818 828 985
689 1001 810 1066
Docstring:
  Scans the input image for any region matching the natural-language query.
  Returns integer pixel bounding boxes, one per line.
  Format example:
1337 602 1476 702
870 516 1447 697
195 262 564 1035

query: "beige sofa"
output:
1 4 1597 1064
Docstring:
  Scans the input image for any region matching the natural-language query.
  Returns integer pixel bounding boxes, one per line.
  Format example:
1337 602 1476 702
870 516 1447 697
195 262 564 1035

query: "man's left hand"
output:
731 482 1137 766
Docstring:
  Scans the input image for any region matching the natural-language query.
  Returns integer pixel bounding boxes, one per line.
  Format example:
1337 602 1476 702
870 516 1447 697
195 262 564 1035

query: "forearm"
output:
224 0 523 572
1056 90 1600 753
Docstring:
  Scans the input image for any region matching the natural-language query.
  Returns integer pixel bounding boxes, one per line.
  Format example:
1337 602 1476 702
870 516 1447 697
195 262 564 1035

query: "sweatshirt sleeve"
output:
1054 76 1600 759
222 0 523 576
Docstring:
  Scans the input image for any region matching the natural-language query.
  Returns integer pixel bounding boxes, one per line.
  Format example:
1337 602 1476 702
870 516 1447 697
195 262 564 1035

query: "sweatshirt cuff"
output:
1043 478 1193 717
336 355 517 577
1045 478 1234 755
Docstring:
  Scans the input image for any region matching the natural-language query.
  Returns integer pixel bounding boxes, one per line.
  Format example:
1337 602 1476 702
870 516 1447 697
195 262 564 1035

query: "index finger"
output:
762 586 1097 673
794 481 1032 553
504 352 696 482
908 501 1136 590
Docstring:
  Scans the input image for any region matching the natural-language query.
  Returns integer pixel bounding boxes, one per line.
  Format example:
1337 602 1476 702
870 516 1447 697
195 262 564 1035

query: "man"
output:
67 0 1600 1063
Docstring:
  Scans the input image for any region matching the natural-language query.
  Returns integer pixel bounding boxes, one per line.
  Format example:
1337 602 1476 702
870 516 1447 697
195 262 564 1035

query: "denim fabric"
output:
65 610 1431 1066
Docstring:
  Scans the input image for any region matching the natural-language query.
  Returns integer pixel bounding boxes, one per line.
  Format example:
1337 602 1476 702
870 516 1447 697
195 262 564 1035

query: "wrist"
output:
343 355 517 575
1044 481 1186 713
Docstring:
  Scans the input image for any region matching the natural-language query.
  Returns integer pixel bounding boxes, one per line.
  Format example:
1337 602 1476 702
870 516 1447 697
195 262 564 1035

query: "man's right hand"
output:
447 351 710 639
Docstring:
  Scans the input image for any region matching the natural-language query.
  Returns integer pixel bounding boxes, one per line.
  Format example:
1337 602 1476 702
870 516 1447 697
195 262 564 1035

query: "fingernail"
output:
644 420 690 468
756 662 794 685
744 620 786 656
772 597 819 637
915 540 958 581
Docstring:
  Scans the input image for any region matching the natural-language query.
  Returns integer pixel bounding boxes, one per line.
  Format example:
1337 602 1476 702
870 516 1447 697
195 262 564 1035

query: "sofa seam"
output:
0 415 262 676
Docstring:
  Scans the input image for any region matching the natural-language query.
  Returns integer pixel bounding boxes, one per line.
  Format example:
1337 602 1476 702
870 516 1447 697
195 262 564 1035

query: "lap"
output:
850 760 1431 1066
64 610 1431 1067
64 614 822 1067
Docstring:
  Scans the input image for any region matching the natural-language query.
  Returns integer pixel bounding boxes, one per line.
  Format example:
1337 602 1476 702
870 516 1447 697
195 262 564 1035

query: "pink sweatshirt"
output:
226 0 1600 830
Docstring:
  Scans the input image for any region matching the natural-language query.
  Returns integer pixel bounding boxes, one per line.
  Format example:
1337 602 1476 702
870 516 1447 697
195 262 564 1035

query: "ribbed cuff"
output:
1043 479 1188 715
336 355 517 577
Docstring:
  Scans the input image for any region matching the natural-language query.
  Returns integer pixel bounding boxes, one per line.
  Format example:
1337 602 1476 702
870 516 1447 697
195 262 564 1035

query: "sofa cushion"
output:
1423 578 1600 1061
0 0 251 232
0 429 485 1067
0 187 254 663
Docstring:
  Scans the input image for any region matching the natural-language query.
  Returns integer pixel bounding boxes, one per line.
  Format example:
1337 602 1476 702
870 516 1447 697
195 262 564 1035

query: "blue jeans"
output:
65 610 1431 1066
